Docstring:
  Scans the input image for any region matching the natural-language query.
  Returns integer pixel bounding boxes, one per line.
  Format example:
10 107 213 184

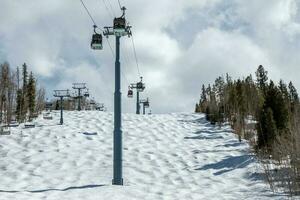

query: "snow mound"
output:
0 111 281 199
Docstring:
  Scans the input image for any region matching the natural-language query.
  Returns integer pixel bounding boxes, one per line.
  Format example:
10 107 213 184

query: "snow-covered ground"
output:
0 111 283 200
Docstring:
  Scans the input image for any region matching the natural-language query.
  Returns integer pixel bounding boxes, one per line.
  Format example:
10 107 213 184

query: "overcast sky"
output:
0 0 300 113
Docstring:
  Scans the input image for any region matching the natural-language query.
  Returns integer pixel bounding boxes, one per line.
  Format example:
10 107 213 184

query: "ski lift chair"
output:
113 17 126 34
84 92 89 97
91 25 103 50
136 81 145 92
144 101 149 108
45 102 53 111
127 87 133 98
90 100 96 105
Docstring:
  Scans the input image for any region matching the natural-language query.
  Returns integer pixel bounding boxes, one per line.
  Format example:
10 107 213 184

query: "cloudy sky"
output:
0 0 300 113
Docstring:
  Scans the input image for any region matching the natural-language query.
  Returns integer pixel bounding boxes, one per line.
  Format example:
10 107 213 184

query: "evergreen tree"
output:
20 63 28 121
288 81 299 116
27 72 36 119
199 84 208 112
257 107 277 150
255 65 268 96
265 81 289 131
195 103 200 113
16 89 22 122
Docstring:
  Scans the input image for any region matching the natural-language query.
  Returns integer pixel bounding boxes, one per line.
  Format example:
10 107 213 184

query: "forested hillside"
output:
195 65 300 196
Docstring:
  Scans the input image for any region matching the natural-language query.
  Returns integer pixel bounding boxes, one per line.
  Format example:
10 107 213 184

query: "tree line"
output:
0 62 45 125
195 65 300 195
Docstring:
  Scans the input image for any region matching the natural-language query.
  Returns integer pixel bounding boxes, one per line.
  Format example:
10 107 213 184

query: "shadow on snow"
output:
196 155 255 175
0 184 106 193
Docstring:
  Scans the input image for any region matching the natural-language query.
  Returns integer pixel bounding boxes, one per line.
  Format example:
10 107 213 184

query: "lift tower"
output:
91 6 132 185
53 90 70 125
129 77 145 114
140 98 150 115
72 83 86 111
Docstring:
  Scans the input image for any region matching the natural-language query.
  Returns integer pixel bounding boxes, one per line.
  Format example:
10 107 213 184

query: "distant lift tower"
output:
140 98 150 115
72 83 86 111
53 90 70 125
128 77 145 114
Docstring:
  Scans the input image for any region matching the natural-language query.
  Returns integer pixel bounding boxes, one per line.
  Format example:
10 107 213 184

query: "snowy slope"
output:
0 111 282 200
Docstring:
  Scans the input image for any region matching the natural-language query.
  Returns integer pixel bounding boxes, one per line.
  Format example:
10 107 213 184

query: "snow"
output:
0 111 283 199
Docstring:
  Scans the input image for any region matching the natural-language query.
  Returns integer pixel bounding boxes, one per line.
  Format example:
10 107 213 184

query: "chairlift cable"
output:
81 0 130 86
117 0 122 10
106 0 117 17
100 0 114 19
130 36 141 77
80 0 98 27
106 38 130 86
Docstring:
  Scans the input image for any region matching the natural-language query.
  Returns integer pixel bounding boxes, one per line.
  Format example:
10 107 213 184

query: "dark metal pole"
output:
112 35 123 185
143 103 145 115
78 89 81 111
136 91 140 114
60 97 63 125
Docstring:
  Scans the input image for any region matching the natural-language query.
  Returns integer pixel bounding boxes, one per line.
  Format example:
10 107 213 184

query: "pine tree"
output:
199 84 208 112
257 107 277 150
16 89 22 121
255 65 268 96
20 63 28 121
27 72 36 119
265 81 289 131
195 103 199 113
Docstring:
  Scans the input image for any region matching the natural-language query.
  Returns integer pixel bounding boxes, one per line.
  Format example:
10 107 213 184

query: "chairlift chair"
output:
91 33 103 50
90 100 96 105
84 92 89 97
136 81 145 92
127 87 133 98
91 25 103 50
113 17 126 34
144 101 149 108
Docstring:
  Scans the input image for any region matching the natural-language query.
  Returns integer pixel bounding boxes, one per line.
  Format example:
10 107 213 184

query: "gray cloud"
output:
0 0 299 113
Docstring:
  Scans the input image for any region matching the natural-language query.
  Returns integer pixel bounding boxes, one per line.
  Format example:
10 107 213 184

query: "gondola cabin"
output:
113 17 126 34
91 33 103 50
90 100 96 105
136 82 145 92
127 89 133 98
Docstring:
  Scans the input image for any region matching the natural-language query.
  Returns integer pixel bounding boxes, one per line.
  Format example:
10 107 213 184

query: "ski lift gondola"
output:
91 25 103 50
113 17 126 34
127 86 133 98
136 77 145 92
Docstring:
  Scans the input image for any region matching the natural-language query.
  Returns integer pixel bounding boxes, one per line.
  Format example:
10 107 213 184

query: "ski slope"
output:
0 111 282 200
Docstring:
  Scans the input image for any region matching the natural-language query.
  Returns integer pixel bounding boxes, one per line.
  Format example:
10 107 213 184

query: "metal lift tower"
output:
140 98 150 115
72 83 86 111
130 77 145 114
91 7 132 185
53 90 70 125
